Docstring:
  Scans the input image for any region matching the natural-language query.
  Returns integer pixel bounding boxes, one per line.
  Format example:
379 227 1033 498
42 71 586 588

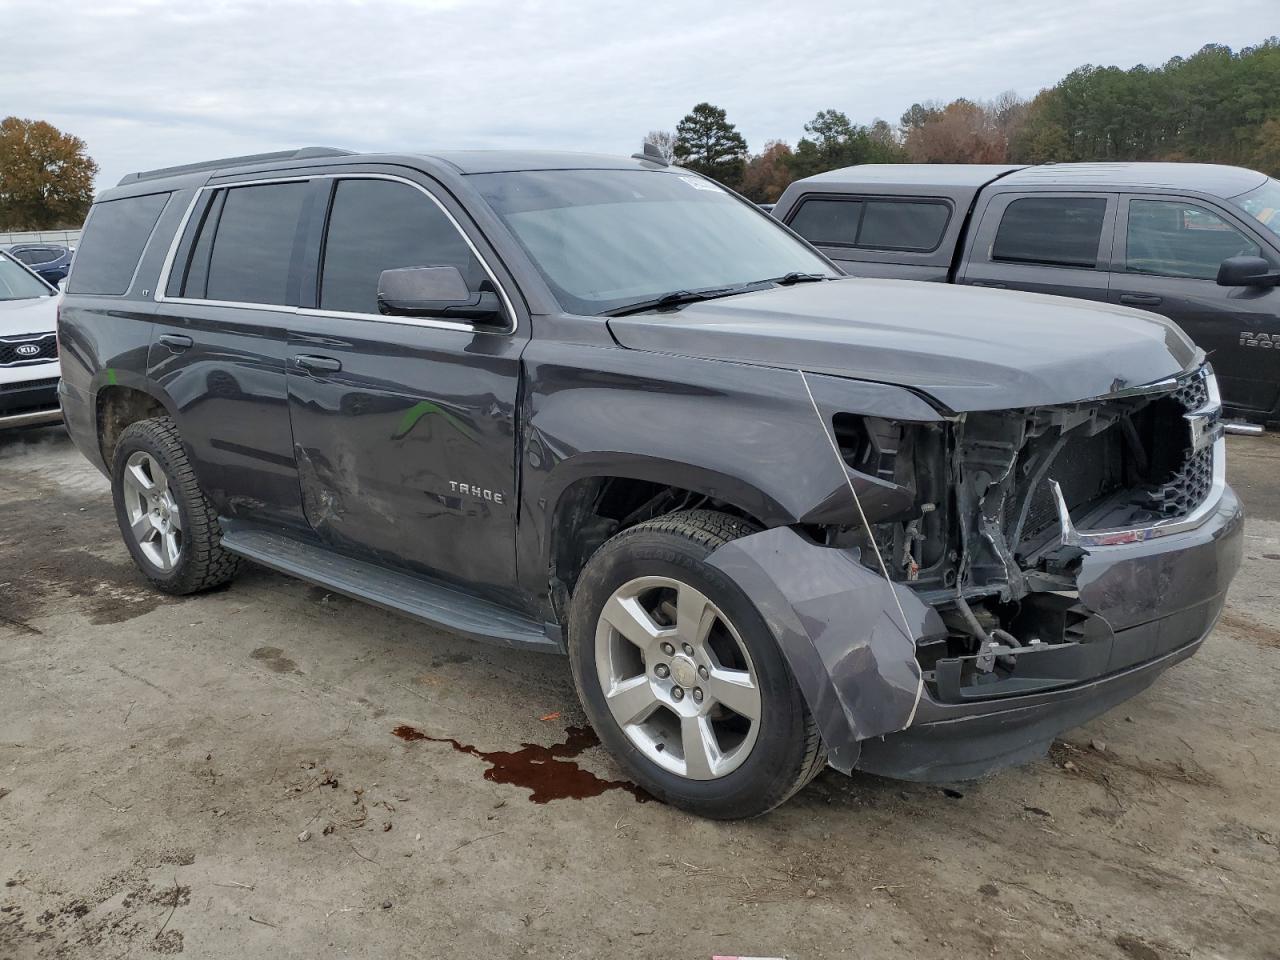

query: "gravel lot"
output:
2 426 1278 960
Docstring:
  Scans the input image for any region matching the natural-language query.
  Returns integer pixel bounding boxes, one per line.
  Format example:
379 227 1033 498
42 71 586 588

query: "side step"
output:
220 527 559 653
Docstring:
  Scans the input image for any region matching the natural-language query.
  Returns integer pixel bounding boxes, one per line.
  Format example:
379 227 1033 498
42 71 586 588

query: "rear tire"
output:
111 417 240 595
568 510 825 819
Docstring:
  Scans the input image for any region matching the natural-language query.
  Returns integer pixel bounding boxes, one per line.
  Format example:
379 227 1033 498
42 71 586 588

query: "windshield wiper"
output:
769 272 832 285
603 274 833 317
603 286 745 317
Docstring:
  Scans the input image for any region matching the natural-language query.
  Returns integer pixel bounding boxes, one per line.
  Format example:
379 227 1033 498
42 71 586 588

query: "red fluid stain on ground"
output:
392 723 649 804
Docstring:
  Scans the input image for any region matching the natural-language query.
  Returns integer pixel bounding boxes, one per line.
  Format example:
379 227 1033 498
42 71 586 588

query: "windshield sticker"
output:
679 175 724 193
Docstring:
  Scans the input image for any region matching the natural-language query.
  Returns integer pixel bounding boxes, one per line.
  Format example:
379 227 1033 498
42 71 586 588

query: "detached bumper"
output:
708 486 1244 782
861 486 1244 781
856 634 1204 781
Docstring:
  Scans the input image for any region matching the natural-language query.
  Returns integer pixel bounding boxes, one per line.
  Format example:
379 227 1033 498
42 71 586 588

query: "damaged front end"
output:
710 364 1243 779
869 365 1226 705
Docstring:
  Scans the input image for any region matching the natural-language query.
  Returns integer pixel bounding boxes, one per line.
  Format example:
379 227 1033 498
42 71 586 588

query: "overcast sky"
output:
4 0 1276 189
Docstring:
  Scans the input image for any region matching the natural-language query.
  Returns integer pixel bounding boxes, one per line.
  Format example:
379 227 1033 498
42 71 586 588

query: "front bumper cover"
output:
706 485 1244 780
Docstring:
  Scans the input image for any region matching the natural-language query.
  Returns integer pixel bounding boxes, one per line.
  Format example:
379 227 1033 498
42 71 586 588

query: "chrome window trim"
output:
153 173 517 336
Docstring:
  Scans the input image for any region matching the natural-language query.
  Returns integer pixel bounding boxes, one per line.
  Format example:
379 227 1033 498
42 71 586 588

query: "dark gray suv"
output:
58 146 1243 818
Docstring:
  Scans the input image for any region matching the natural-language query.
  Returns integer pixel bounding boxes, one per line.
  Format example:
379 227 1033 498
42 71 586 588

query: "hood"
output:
0 294 58 338
607 278 1199 412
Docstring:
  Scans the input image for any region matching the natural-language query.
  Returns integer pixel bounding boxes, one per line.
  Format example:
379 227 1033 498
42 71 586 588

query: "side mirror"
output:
1216 256 1280 287
377 266 504 323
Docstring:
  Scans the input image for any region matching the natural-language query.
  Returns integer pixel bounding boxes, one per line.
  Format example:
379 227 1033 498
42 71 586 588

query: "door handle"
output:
969 280 1007 289
294 354 342 373
1119 294 1163 306
158 333 193 350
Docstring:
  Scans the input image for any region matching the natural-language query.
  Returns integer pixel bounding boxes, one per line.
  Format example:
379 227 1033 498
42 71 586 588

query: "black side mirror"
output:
1216 256 1280 287
377 266 504 323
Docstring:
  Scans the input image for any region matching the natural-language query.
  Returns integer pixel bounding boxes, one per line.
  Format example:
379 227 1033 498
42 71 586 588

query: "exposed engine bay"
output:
825 365 1223 704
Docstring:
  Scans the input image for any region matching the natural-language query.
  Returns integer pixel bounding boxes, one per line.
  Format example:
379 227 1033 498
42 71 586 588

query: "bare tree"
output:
644 130 677 164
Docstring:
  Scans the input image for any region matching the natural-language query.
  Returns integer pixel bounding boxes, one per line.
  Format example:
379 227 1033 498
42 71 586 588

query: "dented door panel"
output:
285 316 524 599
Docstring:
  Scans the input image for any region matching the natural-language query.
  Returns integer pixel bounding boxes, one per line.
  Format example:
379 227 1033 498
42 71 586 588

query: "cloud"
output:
2 0 1275 188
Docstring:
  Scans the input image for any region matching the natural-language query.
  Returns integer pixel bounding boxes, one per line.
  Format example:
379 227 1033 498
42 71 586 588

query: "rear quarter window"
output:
68 193 171 295
788 196 950 252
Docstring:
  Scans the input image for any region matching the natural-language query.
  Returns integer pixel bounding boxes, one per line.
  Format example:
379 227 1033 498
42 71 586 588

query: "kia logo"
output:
15 344 41 357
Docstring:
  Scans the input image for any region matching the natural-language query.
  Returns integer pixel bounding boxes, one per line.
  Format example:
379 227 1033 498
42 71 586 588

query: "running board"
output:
219 527 560 653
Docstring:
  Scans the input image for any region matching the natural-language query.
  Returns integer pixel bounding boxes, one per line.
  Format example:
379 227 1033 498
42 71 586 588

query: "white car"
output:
0 249 62 428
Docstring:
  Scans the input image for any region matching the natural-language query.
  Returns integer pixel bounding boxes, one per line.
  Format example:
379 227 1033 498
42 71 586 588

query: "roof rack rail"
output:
117 146 355 185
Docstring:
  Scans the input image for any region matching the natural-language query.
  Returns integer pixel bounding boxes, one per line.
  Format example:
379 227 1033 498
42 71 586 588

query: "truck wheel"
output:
110 417 241 595
568 510 825 819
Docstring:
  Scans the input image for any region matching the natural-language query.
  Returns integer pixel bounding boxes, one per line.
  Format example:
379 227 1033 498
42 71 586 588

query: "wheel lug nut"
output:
682 643 694 656
693 687 703 702
698 665 709 680
671 687 684 701
654 663 669 679
660 642 674 656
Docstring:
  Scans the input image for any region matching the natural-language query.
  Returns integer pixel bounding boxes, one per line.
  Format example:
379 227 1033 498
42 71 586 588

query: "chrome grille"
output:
1014 366 1220 548
0 333 58 366
1172 374 1209 412
1146 446 1214 518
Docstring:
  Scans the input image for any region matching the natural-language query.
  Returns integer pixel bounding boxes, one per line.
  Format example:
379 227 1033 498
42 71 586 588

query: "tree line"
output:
658 38 1280 203
4 37 1279 230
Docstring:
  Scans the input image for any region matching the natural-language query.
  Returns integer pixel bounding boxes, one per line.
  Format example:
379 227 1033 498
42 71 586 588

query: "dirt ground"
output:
2 426 1278 960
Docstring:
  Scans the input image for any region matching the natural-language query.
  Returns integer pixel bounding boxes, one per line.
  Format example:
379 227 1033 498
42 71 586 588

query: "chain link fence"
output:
0 228 82 246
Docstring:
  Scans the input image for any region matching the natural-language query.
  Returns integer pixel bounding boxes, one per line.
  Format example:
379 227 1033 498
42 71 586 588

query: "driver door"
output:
284 173 527 598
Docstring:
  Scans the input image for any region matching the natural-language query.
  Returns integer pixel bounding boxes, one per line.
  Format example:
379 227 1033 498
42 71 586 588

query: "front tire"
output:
111 417 240 595
568 510 825 819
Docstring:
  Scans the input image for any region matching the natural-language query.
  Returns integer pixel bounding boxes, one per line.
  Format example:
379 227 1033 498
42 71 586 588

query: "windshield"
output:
0 252 54 301
473 169 836 316
1230 178 1280 240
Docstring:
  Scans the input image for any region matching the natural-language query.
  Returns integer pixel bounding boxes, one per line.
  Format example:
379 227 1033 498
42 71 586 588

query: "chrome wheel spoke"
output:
600 593 670 652
680 714 721 779
674 584 716 648
162 530 181 568
125 460 155 493
605 675 661 727
130 512 156 544
706 667 760 721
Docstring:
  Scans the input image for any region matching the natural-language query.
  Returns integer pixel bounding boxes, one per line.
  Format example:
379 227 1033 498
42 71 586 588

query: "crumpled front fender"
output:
706 526 945 773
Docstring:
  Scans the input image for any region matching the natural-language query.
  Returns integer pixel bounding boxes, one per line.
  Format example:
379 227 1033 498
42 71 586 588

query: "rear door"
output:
960 192 1117 301
284 172 526 597
150 178 314 528
1109 194 1280 417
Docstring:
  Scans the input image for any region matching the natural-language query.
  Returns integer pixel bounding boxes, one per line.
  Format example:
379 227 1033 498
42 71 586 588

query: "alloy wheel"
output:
121 451 183 572
594 575 761 780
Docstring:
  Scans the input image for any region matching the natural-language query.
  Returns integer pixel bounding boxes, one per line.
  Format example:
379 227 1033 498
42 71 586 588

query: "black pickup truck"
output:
774 162 1280 426
58 146 1241 819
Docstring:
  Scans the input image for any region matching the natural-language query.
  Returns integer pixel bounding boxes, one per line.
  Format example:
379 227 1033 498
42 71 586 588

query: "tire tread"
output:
573 508 827 818
114 416 240 595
